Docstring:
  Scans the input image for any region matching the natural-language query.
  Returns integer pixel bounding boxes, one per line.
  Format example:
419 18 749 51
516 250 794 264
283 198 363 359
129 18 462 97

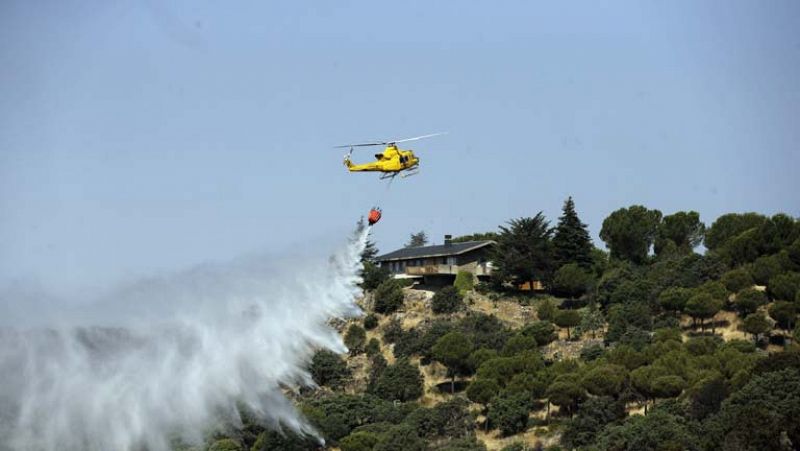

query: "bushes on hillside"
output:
345 324 367 355
432 286 465 314
310 350 351 388
370 358 424 402
374 280 404 314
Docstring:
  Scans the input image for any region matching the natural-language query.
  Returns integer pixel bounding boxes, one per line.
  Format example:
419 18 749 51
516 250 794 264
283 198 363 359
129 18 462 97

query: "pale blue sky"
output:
1 0 799 295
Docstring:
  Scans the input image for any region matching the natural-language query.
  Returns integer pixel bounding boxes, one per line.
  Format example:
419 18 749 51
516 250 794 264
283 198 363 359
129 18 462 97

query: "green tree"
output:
373 280 404 314
552 196 594 268
492 213 555 289
554 309 582 339
750 254 783 285
339 431 380 451
406 231 428 248
704 368 800 450
372 358 424 402
552 263 595 298
655 211 705 256
467 378 500 414
592 409 700 451
741 313 771 344
561 396 626 449
658 287 692 316
432 286 465 314
501 334 537 357
721 268 754 293
374 424 425 451
768 272 800 302
733 287 767 316
581 364 627 398
454 270 475 295
468 348 499 372
310 350 351 388
599 205 663 264
361 261 391 291
487 392 530 435
521 320 557 345
432 332 473 393
651 375 685 399
705 212 767 251
546 375 587 417
685 292 723 333
768 301 797 331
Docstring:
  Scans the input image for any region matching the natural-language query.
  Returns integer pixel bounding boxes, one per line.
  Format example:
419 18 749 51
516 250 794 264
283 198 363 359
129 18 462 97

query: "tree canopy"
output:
600 205 663 264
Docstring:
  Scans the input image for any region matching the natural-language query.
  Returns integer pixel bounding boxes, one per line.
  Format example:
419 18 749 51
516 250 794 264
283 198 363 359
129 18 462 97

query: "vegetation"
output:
432 286 465 314
406 231 429 248
203 201 800 451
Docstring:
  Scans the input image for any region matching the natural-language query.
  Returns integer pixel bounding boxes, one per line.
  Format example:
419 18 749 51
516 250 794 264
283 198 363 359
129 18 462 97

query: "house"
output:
375 235 495 284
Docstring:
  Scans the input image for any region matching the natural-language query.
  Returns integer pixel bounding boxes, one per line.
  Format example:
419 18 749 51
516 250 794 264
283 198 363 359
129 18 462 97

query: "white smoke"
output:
0 226 370 451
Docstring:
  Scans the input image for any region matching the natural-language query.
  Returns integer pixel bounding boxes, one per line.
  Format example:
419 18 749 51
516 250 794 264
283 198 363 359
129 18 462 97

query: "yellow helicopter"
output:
336 133 445 180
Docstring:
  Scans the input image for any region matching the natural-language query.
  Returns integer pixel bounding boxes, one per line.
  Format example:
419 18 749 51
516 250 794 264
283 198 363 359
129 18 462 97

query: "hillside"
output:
199 207 800 451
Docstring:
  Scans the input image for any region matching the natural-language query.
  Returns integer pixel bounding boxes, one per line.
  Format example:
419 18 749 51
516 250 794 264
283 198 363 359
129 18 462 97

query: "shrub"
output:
521 321 556 346
310 350 350 388
432 286 465 314
722 268 754 293
363 313 379 330
454 270 475 295
537 298 557 321
382 318 403 344
580 343 605 362
365 338 381 357
371 358 424 402
344 324 366 355
501 334 538 357
374 280 404 314
488 392 530 436
340 431 380 451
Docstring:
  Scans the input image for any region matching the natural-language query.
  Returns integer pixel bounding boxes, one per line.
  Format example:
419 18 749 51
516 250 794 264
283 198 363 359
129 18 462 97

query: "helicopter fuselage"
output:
344 145 419 173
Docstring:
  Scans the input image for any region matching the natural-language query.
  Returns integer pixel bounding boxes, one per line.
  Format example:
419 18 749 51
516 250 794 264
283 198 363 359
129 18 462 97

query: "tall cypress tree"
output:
553 196 594 268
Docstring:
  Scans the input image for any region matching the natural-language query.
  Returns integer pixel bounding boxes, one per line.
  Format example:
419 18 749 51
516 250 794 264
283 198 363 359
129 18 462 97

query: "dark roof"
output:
375 240 495 262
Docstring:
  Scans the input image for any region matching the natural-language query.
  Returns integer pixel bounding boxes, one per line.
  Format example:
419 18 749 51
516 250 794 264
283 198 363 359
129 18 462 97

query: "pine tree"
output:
406 231 428 248
553 197 594 268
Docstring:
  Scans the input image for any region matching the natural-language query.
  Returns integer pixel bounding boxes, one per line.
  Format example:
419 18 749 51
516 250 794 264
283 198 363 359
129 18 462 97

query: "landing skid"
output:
401 169 420 178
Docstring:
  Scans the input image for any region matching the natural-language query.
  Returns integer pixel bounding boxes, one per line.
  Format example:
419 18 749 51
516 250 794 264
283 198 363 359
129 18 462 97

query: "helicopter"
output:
335 132 445 180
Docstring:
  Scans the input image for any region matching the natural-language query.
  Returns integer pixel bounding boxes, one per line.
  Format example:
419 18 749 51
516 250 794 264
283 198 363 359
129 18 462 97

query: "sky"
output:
1 0 799 297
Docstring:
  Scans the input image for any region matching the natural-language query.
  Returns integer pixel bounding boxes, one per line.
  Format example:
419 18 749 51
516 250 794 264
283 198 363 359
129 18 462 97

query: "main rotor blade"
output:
334 132 446 148
333 142 385 148
389 132 447 145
